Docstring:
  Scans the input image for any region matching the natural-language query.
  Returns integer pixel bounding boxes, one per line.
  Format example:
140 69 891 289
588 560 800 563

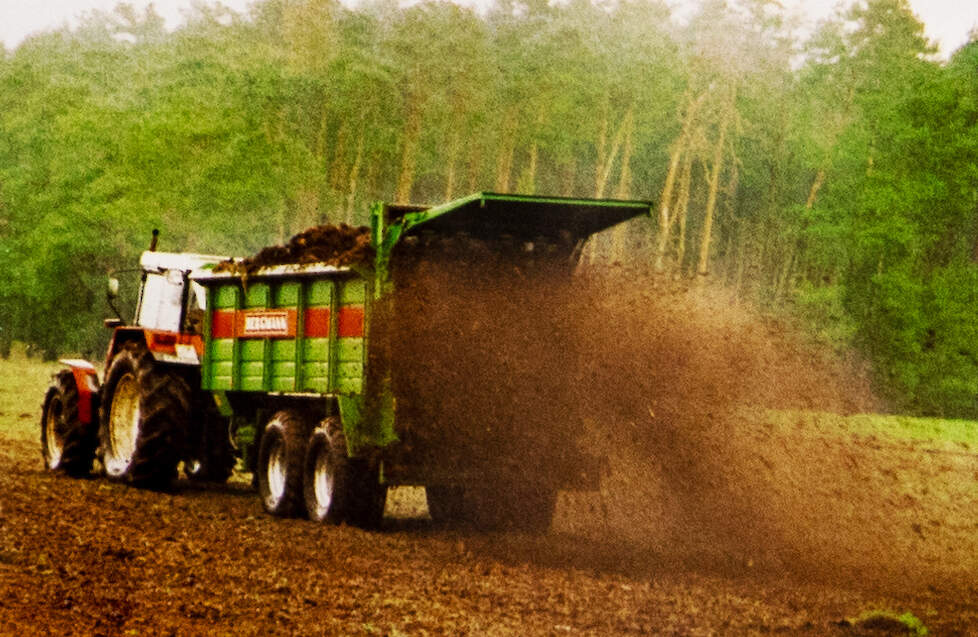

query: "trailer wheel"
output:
258 410 309 517
99 343 190 489
40 370 96 476
303 418 387 528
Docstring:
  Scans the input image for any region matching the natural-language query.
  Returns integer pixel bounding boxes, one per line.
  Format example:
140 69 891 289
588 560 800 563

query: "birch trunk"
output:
654 90 707 272
395 99 422 203
696 89 735 280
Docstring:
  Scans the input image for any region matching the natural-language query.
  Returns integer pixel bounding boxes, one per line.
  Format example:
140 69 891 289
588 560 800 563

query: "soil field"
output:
3 353 978 635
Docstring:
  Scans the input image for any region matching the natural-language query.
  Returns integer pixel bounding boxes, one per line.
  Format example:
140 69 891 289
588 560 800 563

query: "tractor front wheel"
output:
98 343 190 489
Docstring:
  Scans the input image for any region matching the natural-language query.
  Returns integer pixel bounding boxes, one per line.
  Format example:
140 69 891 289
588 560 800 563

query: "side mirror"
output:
107 277 120 299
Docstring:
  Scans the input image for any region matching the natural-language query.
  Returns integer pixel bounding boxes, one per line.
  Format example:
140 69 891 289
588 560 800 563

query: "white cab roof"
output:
140 251 229 274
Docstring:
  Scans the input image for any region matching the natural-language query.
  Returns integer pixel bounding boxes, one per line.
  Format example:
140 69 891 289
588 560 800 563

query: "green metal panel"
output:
240 340 264 361
271 340 295 361
213 285 238 309
210 339 234 360
340 279 365 304
274 281 300 307
271 361 297 391
245 283 270 308
307 280 333 306
303 338 329 362
337 339 363 362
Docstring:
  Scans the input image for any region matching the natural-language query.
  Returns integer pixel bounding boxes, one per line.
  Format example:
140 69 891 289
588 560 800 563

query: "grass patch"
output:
0 345 63 440
765 409 978 449
846 610 928 636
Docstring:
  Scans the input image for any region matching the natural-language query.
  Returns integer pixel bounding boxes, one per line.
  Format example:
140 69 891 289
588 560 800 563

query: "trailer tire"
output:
258 410 309 517
303 418 386 529
99 343 190 489
40 370 96 477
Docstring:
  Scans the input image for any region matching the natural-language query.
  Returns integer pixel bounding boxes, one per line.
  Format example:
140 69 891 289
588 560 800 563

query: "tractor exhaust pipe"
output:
149 228 159 252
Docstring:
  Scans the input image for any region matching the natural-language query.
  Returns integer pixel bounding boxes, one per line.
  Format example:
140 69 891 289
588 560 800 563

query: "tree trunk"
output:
805 169 826 210
614 107 635 200
444 128 459 201
329 121 349 192
594 103 633 199
345 118 366 223
494 109 518 192
655 90 707 272
675 155 693 272
696 88 735 280
395 99 422 203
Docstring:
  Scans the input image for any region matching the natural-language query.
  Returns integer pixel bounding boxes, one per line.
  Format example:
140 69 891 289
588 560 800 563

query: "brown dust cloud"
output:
383 237 977 590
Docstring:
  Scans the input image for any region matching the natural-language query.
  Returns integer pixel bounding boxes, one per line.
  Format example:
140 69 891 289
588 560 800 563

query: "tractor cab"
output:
132 251 227 335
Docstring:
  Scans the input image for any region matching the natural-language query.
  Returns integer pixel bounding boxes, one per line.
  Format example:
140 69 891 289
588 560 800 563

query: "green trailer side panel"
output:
199 274 366 398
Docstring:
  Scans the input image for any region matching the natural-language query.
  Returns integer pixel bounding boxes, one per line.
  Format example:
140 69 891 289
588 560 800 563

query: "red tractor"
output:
40 241 236 487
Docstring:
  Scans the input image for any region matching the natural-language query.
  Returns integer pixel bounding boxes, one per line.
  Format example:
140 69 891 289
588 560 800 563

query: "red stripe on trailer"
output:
338 306 364 338
304 307 331 338
235 309 296 338
212 310 235 339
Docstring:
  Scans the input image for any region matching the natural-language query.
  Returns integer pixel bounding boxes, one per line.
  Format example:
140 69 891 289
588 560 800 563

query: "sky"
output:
1 0 976 58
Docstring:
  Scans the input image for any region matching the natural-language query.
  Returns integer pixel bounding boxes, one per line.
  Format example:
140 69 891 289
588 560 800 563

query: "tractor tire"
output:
98 343 190 489
40 370 97 476
185 409 236 484
303 417 387 529
257 410 309 517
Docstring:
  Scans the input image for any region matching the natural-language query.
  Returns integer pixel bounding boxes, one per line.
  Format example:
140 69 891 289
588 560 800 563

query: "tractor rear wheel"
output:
257 410 309 517
185 409 236 483
303 417 386 528
99 343 190 489
40 370 96 476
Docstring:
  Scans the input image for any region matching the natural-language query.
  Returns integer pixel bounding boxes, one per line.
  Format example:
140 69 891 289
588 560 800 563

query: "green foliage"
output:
848 610 929 636
1 0 978 418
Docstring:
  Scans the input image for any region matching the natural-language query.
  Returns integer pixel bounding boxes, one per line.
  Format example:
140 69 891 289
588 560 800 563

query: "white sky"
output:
1 0 976 58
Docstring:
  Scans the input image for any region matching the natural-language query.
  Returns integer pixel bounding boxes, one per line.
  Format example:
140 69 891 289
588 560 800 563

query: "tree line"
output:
1 0 976 416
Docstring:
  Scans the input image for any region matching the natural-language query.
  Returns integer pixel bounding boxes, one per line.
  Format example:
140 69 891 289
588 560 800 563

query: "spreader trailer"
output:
42 191 651 531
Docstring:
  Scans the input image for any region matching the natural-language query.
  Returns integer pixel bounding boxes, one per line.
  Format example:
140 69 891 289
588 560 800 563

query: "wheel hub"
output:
107 373 140 475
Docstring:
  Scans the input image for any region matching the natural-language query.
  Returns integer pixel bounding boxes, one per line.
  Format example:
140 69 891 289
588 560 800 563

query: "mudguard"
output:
57 359 100 425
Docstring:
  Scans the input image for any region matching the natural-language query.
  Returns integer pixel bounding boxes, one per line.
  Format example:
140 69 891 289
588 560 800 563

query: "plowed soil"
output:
3 269 978 635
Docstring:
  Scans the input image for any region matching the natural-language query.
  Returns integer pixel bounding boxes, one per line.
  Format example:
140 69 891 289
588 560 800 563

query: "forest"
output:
0 0 976 417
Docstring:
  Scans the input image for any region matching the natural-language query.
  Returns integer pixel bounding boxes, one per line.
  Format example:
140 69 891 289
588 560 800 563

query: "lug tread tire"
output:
258 410 309 517
40 370 97 477
186 408 236 484
99 343 190 489
304 418 386 529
